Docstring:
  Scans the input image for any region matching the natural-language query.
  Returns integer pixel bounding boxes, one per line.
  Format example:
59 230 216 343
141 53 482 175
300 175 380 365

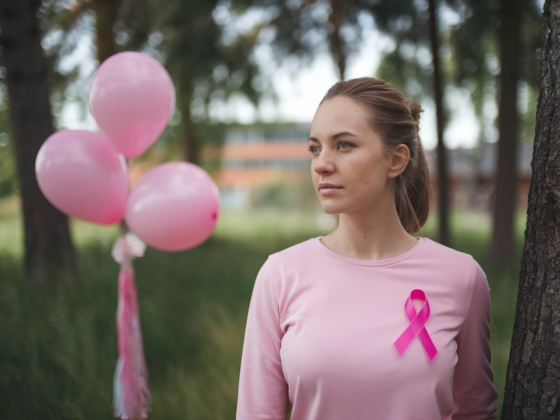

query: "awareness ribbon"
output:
393 289 438 362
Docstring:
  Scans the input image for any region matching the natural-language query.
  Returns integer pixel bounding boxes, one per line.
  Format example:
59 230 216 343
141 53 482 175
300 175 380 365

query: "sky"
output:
59 7 484 151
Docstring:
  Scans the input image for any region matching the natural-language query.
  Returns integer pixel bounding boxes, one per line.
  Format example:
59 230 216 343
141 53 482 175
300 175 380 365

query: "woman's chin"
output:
320 202 345 215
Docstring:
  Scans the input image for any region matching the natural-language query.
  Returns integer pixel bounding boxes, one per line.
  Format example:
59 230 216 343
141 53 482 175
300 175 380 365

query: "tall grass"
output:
0 200 523 419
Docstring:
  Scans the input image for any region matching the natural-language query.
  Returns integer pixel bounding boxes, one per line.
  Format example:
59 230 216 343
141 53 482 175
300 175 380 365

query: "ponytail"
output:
395 135 430 232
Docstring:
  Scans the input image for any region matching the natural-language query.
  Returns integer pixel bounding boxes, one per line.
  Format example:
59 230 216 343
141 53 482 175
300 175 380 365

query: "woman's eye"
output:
339 142 351 150
309 145 320 154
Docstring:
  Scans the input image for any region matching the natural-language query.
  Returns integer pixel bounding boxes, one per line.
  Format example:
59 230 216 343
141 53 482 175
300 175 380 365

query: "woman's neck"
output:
321 200 419 261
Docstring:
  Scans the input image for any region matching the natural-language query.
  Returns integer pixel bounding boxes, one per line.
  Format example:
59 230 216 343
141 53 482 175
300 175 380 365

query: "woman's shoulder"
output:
259 237 327 280
421 237 483 270
420 238 488 295
255 238 320 292
266 237 319 265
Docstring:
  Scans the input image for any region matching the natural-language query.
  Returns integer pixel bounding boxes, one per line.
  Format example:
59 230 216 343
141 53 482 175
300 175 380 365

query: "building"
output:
213 124 312 210
427 142 533 210
206 123 534 211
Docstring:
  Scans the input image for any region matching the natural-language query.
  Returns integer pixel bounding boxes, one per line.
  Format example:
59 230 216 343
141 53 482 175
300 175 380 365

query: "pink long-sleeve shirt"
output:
237 236 498 420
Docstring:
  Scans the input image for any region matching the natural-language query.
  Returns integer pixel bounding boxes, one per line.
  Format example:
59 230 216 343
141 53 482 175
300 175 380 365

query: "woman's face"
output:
309 96 405 215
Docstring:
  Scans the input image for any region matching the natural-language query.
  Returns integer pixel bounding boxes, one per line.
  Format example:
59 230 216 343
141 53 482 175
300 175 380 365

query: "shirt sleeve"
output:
451 258 499 419
237 258 290 420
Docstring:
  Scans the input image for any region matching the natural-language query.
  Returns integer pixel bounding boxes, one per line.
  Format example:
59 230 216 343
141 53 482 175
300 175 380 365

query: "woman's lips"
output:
319 184 342 195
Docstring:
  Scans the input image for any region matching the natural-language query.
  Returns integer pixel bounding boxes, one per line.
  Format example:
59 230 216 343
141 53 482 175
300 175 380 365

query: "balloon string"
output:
114 163 151 419
120 220 130 246
119 157 133 247
114 263 151 419
127 158 134 192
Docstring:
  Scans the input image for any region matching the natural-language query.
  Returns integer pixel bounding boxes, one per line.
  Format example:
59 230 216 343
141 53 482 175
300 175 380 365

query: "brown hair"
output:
320 77 430 233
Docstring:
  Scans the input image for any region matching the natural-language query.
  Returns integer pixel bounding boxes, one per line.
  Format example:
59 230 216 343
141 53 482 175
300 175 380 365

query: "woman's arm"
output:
237 258 290 420
451 259 499 419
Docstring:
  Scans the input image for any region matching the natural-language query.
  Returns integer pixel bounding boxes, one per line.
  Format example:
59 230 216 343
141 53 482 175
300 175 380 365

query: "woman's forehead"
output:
311 97 374 138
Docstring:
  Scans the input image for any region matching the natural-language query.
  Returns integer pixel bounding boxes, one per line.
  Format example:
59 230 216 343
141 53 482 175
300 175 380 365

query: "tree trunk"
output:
183 125 198 165
428 0 449 246
0 0 74 277
490 0 521 270
501 1 560 418
178 90 199 163
328 0 346 81
91 0 119 64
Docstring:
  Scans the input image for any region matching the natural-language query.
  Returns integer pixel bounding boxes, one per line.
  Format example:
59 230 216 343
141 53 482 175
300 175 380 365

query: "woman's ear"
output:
387 144 410 178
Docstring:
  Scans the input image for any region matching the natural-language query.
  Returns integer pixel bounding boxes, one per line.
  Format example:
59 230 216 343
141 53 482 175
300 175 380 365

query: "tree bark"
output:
177 86 199 164
501 0 560 418
183 123 198 165
91 0 119 64
490 0 521 270
0 0 74 277
328 0 346 81
428 0 449 246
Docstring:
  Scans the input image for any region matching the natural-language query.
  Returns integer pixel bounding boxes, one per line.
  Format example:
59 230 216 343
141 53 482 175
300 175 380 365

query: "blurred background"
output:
0 0 541 418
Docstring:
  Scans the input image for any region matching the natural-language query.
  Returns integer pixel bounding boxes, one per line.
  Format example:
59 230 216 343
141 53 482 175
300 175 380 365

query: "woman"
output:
236 78 498 420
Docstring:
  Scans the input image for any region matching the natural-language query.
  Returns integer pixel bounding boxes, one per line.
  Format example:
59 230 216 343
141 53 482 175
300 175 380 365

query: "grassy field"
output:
0 196 524 419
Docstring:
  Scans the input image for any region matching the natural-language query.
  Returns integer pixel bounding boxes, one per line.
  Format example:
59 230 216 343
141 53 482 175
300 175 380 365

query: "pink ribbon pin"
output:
394 289 438 362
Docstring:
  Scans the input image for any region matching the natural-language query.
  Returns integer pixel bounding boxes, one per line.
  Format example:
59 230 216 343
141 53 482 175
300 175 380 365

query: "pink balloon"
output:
125 162 220 251
36 130 129 225
89 52 175 158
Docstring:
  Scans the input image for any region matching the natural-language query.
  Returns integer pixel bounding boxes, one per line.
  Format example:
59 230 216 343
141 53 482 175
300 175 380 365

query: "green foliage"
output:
446 0 542 142
375 0 543 143
31 0 271 163
0 87 18 198
0 136 18 198
247 0 422 81
38 1 95 129
253 181 292 209
252 174 319 211
0 250 115 419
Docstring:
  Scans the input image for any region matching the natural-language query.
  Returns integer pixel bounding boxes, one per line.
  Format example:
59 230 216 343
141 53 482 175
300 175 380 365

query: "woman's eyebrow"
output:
332 131 357 139
308 131 358 143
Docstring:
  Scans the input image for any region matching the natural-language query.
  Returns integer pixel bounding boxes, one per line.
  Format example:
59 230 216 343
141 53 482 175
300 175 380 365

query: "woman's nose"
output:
313 149 335 175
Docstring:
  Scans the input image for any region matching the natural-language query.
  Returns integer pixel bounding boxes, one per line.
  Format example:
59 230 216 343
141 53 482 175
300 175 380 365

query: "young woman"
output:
236 78 498 420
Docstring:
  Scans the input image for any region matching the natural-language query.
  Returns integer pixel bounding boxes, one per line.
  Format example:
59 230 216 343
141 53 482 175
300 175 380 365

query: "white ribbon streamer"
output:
112 233 146 264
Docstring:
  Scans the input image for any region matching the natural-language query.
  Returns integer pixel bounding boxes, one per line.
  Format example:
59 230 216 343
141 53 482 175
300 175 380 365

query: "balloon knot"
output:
112 233 146 264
